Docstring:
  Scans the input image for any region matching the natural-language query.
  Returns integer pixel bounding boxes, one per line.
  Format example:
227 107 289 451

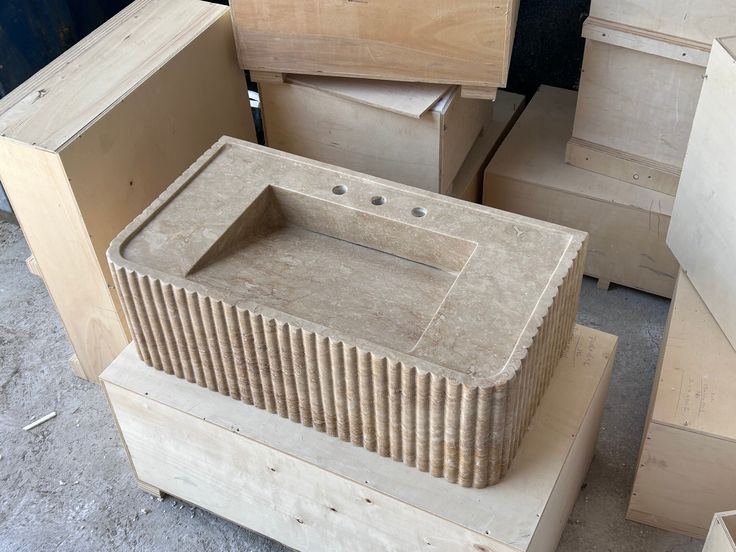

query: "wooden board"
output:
260 76 492 194
450 91 526 203
230 0 520 89
627 272 736 538
589 0 736 46
102 324 617 552
704 512 736 552
484 86 677 298
667 37 736 351
567 23 705 195
0 0 256 382
25 255 41 278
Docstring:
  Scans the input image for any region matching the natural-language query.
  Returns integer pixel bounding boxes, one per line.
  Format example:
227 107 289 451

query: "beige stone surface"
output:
108 138 587 487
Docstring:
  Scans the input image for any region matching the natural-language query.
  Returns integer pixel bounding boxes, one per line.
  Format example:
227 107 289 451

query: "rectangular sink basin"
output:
108 137 587 488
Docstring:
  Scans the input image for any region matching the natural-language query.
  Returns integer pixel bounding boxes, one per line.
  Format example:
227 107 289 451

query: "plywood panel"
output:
231 0 520 88
0 142 128 380
667 37 736 351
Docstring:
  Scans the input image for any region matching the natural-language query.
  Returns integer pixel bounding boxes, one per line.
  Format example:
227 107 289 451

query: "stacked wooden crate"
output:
484 2 736 298
628 37 736 538
231 0 524 202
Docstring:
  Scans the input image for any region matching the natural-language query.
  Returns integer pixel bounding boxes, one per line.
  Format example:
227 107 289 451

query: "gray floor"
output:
0 219 703 552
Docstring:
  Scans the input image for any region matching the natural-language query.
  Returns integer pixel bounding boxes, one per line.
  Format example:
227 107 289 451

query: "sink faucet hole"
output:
371 196 386 206
332 185 348 195
412 207 427 218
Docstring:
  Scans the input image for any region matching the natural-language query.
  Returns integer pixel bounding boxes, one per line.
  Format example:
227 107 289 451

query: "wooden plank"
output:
230 0 520 89
566 137 680 196
25 255 41 278
704 512 736 552
582 17 710 67
0 0 256 381
248 70 285 84
450 91 526 203
569 37 704 189
461 85 499 101
102 324 617 552
484 86 677 298
667 37 736 351
589 0 736 46
627 272 736 538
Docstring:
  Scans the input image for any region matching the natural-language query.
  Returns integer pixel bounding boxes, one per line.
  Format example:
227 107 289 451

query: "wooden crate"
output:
484 86 678 298
101 324 616 552
230 0 520 99
565 17 708 195
449 91 526 203
627 272 736 538
667 38 736 351
260 75 493 194
0 0 256 382
704 512 736 552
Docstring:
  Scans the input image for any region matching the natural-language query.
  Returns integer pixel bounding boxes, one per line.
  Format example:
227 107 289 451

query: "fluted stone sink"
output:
108 137 587 488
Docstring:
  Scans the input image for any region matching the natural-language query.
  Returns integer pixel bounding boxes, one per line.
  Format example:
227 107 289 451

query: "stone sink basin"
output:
108 137 587 488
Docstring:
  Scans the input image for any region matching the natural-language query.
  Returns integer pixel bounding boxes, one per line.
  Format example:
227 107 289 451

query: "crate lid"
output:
287 74 452 119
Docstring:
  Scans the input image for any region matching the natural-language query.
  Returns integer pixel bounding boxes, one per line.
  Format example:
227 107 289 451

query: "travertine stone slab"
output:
108 138 587 487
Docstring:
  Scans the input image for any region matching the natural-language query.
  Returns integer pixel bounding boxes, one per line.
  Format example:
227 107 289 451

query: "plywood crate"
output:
484 86 678 298
260 75 493 194
102 324 616 552
230 0 520 100
667 37 736 351
449 91 526 203
704 512 736 552
0 0 256 382
565 17 710 195
627 272 736 538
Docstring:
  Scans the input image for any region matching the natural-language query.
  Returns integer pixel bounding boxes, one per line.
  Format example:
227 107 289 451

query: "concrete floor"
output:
0 219 704 552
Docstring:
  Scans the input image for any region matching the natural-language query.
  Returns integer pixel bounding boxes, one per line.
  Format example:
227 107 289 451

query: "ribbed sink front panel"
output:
111 250 583 488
